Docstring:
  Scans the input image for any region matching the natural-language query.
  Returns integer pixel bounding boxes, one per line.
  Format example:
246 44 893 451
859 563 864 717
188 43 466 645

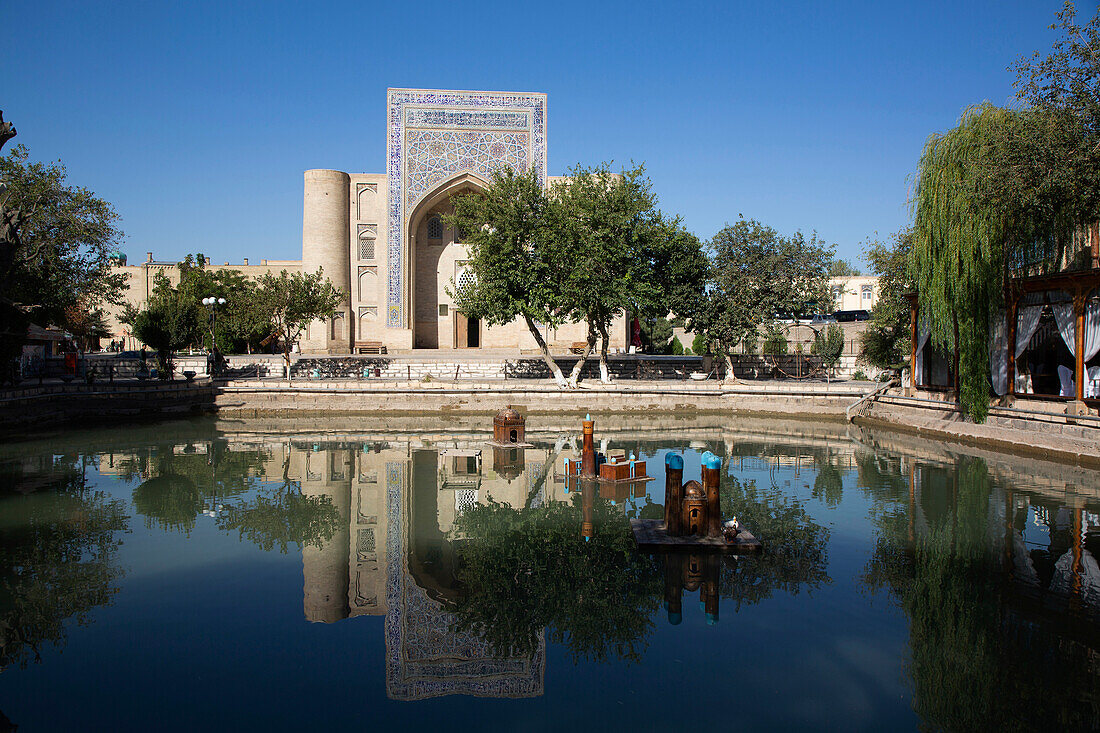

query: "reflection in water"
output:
2 416 1100 727
0 455 128 671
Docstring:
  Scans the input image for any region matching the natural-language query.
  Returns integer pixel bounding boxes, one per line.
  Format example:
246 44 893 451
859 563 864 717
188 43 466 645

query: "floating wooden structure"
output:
631 451 762 553
630 518 761 554
486 407 533 448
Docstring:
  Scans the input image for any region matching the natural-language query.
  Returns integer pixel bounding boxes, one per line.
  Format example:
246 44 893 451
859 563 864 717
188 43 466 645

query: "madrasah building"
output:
105 87 879 353
107 88 627 353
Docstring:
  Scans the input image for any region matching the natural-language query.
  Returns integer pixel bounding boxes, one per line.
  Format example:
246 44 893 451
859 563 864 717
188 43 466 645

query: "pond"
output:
0 414 1097 731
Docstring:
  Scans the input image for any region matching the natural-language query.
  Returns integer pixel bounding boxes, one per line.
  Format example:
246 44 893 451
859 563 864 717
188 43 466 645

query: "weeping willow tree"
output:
912 6 1100 421
911 104 1086 421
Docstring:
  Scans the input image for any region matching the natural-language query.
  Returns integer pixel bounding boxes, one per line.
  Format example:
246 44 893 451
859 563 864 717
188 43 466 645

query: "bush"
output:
763 325 788 355
852 369 869 381
670 336 684 355
691 332 708 355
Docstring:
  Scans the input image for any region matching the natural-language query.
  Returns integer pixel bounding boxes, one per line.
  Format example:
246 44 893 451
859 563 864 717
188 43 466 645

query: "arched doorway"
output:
406 173 488 349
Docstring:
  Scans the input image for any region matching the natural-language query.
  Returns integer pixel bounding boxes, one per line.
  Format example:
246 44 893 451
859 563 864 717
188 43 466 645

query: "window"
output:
427 215 443 240
359 236 375 260
439 304 448 317
861 285 873 302
359 306 378 321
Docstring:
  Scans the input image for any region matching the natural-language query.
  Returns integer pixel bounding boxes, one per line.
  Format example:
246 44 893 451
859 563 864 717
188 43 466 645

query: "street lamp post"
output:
202 296 226 374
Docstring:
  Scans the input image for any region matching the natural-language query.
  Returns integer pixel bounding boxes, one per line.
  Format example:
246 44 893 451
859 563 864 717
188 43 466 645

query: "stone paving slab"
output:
630 518 762 554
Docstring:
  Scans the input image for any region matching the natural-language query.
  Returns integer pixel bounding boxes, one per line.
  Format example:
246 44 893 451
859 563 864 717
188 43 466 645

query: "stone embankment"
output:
0 378 216 437
213 379 869 417
855 392 1100 467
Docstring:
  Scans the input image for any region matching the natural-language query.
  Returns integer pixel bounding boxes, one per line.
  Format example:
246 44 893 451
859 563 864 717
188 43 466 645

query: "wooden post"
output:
702 451 722 538
580 477 595 542
704 554 720 625
664 554 683 625
909 298 918 389
581 414 596 478
665 453 684 536
1092 221 1099 270
952 314 960 401
1075 289 1086 402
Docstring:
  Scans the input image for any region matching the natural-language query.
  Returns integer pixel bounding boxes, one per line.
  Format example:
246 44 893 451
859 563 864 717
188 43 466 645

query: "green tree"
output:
828 258 862 277
447 168 572 386
912 5 1100 421
130 275 199 377
811 323 845 379
691 331 709 355
697 219 834 381
0 141 127 362
554 163 668 384
253 268 345 382
860 230 913 373
639 315 673 353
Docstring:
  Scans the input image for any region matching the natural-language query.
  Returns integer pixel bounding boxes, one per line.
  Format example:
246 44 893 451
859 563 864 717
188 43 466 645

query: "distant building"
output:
830 275 879 313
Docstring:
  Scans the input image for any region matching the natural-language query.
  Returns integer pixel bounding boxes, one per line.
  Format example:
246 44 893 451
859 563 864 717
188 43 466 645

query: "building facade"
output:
300 88 623 354
106 89 626 354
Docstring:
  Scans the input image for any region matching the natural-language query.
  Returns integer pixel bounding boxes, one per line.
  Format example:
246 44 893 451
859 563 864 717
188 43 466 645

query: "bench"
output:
570 341 590 354
356 341 387 355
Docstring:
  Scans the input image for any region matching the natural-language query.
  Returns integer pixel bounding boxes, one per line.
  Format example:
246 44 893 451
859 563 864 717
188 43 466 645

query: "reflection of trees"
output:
450 497 662 664
218 483 339 553
124 442 339 552
0 456 128 670
720 474 831 607
811 451 844 507
862 456 1100 731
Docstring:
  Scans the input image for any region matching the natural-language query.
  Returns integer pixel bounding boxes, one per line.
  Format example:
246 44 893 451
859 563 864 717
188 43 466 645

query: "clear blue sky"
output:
4 0 1072 268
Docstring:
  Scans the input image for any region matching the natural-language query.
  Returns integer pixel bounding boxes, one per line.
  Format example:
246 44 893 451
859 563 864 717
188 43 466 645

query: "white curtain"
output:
1015 305 1044 359
1084 299 1100 363
989 310 1008 395
1052 301 1077 356
913 323 931 386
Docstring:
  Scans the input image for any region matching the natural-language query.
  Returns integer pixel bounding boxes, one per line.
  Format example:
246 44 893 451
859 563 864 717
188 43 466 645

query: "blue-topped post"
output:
701 451 722 538
664 453 685 536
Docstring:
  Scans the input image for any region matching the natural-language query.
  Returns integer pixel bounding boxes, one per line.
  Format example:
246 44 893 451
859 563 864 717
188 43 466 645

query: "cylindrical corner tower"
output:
302 169 351 353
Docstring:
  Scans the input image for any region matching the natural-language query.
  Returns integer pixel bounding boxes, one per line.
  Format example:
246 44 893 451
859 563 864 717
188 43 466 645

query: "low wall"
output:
0 379 217 436
214 381 868 418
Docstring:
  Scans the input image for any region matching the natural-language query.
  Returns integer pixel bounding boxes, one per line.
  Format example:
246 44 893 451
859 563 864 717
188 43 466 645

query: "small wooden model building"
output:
493 407 525 445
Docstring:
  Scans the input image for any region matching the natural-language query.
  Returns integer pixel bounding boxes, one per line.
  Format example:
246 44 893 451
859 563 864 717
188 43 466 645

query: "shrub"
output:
670 336 684 355
691 332 708 355
852 369 869 381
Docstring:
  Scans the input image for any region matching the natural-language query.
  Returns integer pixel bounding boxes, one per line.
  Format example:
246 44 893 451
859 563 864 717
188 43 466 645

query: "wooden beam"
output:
910 299 918 388
1075 288 1086 402
1007 294 1018 396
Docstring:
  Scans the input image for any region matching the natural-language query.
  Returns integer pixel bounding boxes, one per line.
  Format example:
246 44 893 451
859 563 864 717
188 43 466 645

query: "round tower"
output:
301 169 351 353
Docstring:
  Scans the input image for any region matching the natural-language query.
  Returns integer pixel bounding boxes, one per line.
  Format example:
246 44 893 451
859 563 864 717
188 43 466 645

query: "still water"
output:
0 414 1098 731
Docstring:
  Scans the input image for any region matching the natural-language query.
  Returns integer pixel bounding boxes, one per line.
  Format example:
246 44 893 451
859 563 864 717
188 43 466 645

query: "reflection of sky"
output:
2 424 1099 731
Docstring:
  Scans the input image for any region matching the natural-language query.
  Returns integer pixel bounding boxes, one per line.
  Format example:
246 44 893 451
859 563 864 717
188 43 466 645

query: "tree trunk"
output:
722 349 739 383
567 320 598 387
523 314 567 387
283 347 293 386
596 321 612 383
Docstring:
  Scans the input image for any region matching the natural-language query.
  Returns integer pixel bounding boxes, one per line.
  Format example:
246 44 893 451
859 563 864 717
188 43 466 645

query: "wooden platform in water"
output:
630 518 762 554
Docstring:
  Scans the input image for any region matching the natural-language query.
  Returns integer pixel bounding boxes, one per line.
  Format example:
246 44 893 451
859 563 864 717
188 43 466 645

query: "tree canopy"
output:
253 268 345 380
911 4 1100 420
696 219 834 380
0 140 126 360
860 229 914 372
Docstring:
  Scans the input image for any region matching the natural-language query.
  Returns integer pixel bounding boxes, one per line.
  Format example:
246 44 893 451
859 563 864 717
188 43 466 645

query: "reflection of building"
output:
291 439 557 699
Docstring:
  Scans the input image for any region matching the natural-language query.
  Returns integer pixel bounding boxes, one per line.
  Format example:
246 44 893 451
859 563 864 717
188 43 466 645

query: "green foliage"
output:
639 315 673 353
131 283 199 375
450 497 662 663
254 268 345 376
0 144 126 357
670 336 684 355
219 490 340 554
852 369 869 381
691 331 709 355
860 230 913 372
0 455 128 670
719 474 831 605
446 168 570 383
762 324 788 355
828 258 862 277
696 219 833 369
911 5 1100 420
811 324 845 373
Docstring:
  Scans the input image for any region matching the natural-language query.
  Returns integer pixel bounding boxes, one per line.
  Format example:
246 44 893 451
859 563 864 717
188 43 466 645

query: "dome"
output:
682 480 704 498
494 407 523 422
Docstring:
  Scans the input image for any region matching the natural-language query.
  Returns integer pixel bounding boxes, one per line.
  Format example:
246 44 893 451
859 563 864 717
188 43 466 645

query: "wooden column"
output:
702 452 722 538
953 314 960 400
581 415 596 478
664 453 684 536
1075 289 1086 402
909 298 918 388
